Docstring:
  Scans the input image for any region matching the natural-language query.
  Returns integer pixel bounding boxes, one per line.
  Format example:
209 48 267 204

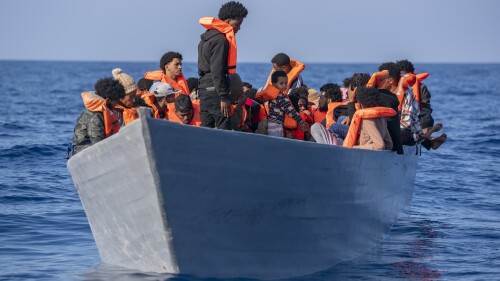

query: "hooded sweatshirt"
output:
198 29 230 100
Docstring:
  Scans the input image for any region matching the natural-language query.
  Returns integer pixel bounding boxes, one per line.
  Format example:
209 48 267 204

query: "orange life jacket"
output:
256 85 298 129
343 107 397 148
413 73 429 106
366 70 389 88
325 101 348 129
230 104 247 128
199 17 237 74
258 104 268 122
143 70 190 96
266 59 305 93
81 91 121 137
141 93 168 119
167 100 201 126
115 105 139 126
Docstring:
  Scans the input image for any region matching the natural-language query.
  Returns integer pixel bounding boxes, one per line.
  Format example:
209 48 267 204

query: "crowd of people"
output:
71 1 446 155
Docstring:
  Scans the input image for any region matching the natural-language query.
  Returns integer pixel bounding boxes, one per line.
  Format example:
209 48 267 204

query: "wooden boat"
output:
67 112 418 280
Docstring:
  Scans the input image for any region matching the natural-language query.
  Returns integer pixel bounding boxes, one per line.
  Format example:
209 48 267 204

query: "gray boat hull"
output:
67 114 417 279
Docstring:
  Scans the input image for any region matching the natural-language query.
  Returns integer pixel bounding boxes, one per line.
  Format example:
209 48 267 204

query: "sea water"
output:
1 61 499 280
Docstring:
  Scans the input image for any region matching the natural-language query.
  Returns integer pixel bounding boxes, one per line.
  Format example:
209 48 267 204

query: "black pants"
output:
199 88 232 130
386 118 404 155
419 110 435 129
401 128 432 150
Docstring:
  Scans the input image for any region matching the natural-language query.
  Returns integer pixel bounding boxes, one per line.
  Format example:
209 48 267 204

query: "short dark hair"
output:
383 62 401 84
320 83 342 102
242 82 252 89
160 52 183 72
378 62 393 72
245 88 257 100
218 1 248 21
271 53 290 67
355 86 379 107
351 73 371 88
396 59 415 73
137 78 154 91
288 92 300 111
94 77 125 101
271 70 287 84
186 77 199 92
174 94 193 113
342 77 352 88
289 86 309 99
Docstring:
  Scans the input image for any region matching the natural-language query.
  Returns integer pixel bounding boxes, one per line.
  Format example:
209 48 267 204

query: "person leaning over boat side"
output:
167 94 201 126
112 68 140 126
375 63 446 150
256 71 309 137
343 87 395 150
265 53 305 94
396 59 446 139
144 52 190 96
72 78 127 155
198 1 248 130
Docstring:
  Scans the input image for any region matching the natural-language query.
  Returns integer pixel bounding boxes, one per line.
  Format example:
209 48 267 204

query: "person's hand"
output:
341 116 350 125
348 85 357 103
221 99 231 117
300 123 310 132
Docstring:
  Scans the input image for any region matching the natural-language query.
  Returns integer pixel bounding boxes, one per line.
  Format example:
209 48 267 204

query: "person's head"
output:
288 91 300 111
160 52 183 78
350 73 371 88
245 88 257 100
355 86 380 108
271 70 288 91
137 78 154 91
378 62 400 90
186 77 199 93
396 59 415 74
242 82 252 92
307 88 320 105
218 1 248 33
320 83 342 102
289 86 309 99
271 53 291 73
174 94 193 124
298 97 308 112
150 82 180 106
378 62 393 72
342 77 352 88
111 68 138 108
94 77 126 107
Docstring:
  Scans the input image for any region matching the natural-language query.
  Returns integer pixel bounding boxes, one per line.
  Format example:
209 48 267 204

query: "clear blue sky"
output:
1 0 499 63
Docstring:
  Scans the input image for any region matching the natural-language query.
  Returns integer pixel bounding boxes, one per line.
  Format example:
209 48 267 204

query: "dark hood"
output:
201 29 222 42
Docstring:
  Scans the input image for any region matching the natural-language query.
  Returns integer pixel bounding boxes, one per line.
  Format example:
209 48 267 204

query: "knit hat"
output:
307 88 320 104
112 68 138 95
149 82 180 98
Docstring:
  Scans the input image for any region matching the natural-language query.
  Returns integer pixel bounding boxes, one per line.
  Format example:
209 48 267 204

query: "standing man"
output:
198 1 248 129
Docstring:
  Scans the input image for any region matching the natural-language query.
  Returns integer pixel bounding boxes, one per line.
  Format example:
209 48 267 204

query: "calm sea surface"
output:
1 61 499 280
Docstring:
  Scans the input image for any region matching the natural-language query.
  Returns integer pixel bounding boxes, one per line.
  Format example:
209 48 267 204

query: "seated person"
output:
72 78 127 155
167 94 201 126
144 51 190 95
290 96 314 140
143 82 179 119
112 68 140 125
344 87 395 150
265 53 305 93
256 71 309 137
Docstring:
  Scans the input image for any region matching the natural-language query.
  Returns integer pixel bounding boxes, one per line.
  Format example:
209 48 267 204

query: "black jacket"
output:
198 29 230 100
72 110 105 154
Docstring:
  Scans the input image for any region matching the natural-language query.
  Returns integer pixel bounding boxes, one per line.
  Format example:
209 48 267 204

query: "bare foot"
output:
423 123 443 138
431 133 447 150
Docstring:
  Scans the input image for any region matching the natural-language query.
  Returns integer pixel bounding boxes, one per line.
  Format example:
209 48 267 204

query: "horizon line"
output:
1 58 500 64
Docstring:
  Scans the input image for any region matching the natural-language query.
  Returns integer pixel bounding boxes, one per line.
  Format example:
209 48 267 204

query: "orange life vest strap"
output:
199 17 237 74
325 101 348 129
343 107 397 148
115 105 139 126
366 70 388 88
81 92 120 137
